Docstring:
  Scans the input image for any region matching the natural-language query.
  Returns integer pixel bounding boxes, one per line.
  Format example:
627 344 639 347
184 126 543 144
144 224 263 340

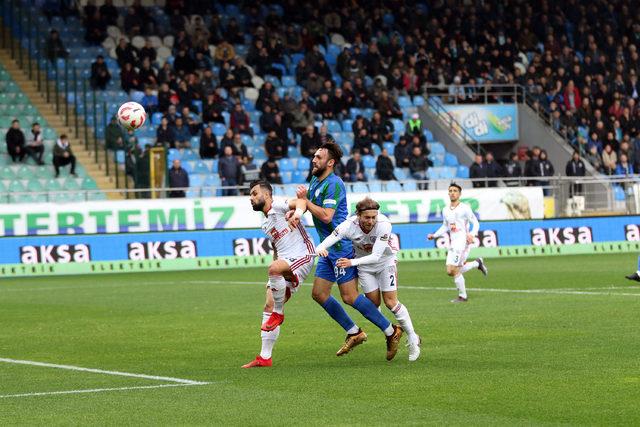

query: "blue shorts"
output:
315 251 358 285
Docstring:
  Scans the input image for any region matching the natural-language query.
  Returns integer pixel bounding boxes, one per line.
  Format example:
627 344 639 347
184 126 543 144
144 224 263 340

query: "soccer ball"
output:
117 102 146 131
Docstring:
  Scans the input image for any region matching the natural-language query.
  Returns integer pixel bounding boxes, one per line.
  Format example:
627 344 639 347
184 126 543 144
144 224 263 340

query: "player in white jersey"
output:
428 183 488 303
316 197 421 361
242 180 315 368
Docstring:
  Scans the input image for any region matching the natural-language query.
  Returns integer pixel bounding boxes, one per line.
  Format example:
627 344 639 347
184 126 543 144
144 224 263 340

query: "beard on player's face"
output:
312 163 327 177
251 197 266 211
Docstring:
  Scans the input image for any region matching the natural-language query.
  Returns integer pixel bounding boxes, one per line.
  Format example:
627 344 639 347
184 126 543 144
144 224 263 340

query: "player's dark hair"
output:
356 197 380 213
249 180 272 196
319 141 343 163
449 182 462 192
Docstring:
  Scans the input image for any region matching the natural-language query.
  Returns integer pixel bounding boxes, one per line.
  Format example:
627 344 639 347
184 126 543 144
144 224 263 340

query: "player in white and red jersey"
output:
428 183 488 303
242 180 315 368
316 197 420 362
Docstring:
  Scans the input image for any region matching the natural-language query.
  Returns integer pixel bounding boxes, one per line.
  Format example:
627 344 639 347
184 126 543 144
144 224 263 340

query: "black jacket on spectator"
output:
566 159 586 176
169 166 189 198
376 155 395 180
260 161 282 184
300 132 320 158
485 160 503 187
503 159 522 186
346 158 366 181
199 133 218 159
5 128 25 162
156 126 175 147
394 143 412 168
265 135 287 160
470 161 488 187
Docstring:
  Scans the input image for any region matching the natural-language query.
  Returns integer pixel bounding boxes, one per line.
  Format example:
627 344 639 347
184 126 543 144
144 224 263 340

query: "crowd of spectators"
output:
40 0 640 194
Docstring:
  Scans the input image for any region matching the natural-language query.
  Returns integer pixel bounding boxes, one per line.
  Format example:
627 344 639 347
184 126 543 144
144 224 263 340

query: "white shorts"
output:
446 245 471 267
281 255 315 294
358 263 398 294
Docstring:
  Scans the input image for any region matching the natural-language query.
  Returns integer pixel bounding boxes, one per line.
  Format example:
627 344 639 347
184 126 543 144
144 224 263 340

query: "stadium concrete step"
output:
0 49 122 200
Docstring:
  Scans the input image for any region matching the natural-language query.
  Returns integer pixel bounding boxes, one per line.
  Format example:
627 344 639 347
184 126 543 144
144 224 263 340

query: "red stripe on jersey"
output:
290 256 312 271
296 223 314 255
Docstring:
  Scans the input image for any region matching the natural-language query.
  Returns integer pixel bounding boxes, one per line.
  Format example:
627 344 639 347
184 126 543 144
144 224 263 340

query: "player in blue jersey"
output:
294 142 403 358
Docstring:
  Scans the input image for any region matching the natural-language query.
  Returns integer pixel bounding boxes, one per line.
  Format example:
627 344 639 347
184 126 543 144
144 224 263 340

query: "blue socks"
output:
321 295 356 332
352 294 391 332
637 255 640 271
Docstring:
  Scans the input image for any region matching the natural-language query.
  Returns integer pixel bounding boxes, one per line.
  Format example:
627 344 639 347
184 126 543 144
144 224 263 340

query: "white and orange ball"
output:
117 101 146 131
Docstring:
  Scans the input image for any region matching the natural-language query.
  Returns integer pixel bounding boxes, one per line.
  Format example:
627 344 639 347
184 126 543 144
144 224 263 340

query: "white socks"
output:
391 302 419 344
269 275 286 314
461 260 479 274
454 274 467 299
260 311 279 359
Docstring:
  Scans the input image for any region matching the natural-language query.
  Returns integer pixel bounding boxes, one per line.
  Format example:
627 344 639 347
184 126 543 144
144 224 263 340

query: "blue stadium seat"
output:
368 182 382 192
281 171 293 184
444 153 458 166
326 120 342 133
182 160 195 173
190 136 200 149
282 76 296 87
278 158 295 172
241 134 254 145
190 174 204 187
383 142 395 153
441 167 457 179
424 129 435 141
371 145 381 156
456 165 470 178
427 168 441 180
403 181 417 191
341 119 353 132
151 112 163 126
212 123 227 137
393 168 407 180
397 96 412 108
350 182 369 193
194 161 209 174
167 149 180 162
297 158 310 171
362 155 376 169
430 142 445 154
413 96 425 106
613 185 625 201
429 153 444 167
292 170 307 183
385 181 403 192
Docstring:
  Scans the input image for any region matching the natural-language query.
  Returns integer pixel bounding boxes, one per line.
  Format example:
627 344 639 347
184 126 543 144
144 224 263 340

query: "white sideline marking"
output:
0 358 209 385
1 279 639 297
0 383 201 399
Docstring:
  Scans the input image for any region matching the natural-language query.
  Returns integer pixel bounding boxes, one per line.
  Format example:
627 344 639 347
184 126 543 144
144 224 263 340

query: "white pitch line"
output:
0 383 205 399
1 279 639 297
0 358 208 385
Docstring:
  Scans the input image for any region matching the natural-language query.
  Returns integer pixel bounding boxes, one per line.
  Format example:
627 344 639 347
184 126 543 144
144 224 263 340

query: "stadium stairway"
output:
0 49 121 199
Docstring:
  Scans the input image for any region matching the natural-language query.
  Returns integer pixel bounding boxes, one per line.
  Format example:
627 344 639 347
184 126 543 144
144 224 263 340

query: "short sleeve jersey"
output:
261 198 315 259
307 172 352 255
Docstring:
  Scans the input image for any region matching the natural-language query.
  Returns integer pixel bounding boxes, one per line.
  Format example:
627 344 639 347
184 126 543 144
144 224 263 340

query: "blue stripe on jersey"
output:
308 173 352 255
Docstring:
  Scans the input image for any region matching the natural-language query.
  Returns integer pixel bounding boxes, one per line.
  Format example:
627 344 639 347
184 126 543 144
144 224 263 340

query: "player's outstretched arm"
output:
316 231 342 257
286 198 307 230
350 223 390 266
428 217 448 240
296 184 336 224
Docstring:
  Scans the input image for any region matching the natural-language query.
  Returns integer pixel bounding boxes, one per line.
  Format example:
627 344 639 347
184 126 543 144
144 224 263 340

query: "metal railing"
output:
423 84 526 105
425 95 484 154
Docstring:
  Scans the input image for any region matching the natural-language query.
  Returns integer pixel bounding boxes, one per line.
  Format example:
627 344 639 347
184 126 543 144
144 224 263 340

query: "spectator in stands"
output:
470 153 488 188
53 134 76 177
615 153 634 176
376 148 396 181
503 152 523 187
120 62 142 93
300 125 320 158
241 155 261 188
538 150 555 194
394 136 411 169
332 87 350 120
46 29 68 63
259 104 277 133
172 117 191 149
230 133 249 158
405 113 423 139
260 158 282 184
345 150 367 183
230 104 253 137
105 115 125 151
141 87 158 113
315 93 334 120
173 49 196 77
370 111 393 143
168 159 189 198
219 146 241 196
124 6 144 36
291 102 314 134
115 38 138 68
181 106 202 135
5 119 25 163
202 93 225 125
566 151 586 196
602 144 618 175
232 58 253 89
199 126 218 159
84 9 107 45
139 38 157 64
99 0 118 26
138 59 158 89
376 91 402 120
585 145 603 173
353 128 373 156
485 152 502 187
156 117 175 148
409 146 430 190
525 147 541 185
265 130 287 160
24 122 45 165
90 55 111 90
318 124 334 145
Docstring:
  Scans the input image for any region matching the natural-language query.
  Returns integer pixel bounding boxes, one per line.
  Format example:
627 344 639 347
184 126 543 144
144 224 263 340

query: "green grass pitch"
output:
1 253 639 425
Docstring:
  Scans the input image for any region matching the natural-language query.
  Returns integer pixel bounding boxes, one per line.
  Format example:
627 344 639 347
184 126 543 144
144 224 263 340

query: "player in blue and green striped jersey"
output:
295 142 402 358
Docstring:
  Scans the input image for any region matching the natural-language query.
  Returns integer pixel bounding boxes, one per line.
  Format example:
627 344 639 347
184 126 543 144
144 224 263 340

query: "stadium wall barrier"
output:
1 215 639 278
0 187 544 237
435 104 519 141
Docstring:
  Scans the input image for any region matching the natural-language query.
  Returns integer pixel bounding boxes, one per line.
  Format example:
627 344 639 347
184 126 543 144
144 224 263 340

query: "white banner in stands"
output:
0 187 543 236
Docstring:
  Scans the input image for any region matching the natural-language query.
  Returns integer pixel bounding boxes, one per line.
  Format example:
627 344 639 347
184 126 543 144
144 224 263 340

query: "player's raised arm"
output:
296 184 336 224
286 197 307 230
315 220 348 257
